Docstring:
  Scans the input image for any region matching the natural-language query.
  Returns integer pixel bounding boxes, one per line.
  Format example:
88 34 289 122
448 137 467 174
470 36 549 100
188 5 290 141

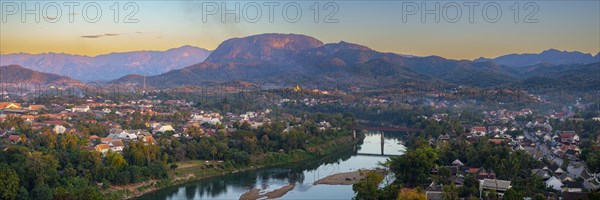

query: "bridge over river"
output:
350 126 423 157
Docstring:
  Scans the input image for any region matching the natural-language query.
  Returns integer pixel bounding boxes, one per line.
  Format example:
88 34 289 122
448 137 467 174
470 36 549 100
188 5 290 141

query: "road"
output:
524 130 563 167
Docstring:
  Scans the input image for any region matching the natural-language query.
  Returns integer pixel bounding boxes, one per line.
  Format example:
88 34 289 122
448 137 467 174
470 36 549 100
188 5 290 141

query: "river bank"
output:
239 184 296 200
313 168 388 185
106 134 363 199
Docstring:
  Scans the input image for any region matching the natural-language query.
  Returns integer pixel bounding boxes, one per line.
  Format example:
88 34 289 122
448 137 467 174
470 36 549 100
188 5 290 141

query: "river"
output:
138 132 405 200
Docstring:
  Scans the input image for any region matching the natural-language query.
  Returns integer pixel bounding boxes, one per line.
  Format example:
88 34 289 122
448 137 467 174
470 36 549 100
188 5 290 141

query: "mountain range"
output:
113 34 431 86
1 33 598 92
0 46 212 81
111 33 599 91
0 65 78 84
474 49 600 67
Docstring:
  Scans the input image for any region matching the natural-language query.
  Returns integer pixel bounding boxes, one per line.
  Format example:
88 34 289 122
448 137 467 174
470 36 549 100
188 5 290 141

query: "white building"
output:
154 125 174 133
71 105 90 112
108 140 125 152
53 125 66 134
545 176 563 191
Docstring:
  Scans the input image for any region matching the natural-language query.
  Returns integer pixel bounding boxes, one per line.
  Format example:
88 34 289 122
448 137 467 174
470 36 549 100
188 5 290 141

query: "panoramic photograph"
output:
0 0 599 199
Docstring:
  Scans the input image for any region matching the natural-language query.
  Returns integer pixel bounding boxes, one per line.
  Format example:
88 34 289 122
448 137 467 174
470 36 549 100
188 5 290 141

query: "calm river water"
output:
138 132 405 200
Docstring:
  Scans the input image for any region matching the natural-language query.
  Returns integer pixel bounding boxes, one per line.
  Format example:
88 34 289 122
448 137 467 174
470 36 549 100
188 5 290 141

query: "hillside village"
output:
420 108 600 200
0 86 598 200
1 98 339 153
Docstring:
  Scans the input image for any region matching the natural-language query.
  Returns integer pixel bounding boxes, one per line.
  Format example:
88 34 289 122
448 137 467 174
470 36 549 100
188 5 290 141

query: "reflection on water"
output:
138 132 405 200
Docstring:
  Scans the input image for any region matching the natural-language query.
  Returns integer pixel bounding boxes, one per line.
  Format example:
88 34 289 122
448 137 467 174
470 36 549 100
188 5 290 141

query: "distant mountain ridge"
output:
513 62 600 92
206 33 324 63
112 33 597 90
5 33 596 92
0 65 78 84
0 46 212 81
474 49 600 67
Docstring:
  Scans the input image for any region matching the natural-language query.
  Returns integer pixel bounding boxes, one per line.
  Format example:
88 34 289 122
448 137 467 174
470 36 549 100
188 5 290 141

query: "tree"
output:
586 150 600 173
442 184 459 200
390 147 438 187
226 149 250 165
38 132 57 149
532 193 545 200
561 156 570 170
438 167 451 184
58 132 79 149
240 121 251 130
185 125 203 138
352 171 384 200
487 190 498 200
380 184 400 200
24 152 59 188
261 135 271 150
503 188 522 200
589 189 600 200
115 170 131 184
460 175 479 197
397 188 426 200
125 141 160 166
31 184 53 200
0 164 19 200
106 151 128 171
234 131 260 154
